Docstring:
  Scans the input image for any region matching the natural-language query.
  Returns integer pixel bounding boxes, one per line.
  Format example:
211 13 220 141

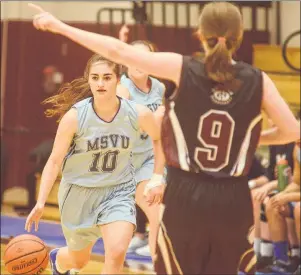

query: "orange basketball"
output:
4 234 49 275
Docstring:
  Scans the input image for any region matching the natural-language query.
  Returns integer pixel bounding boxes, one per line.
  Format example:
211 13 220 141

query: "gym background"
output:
0 0 300 241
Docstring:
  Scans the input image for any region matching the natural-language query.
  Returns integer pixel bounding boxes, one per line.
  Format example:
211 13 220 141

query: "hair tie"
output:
218 37 226 44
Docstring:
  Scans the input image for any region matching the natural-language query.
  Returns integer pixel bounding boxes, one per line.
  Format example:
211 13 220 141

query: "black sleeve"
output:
164 80 177 99
178 56 193 91
166 56 192 101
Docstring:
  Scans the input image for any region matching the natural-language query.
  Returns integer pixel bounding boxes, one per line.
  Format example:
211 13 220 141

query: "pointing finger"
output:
28 3 45 13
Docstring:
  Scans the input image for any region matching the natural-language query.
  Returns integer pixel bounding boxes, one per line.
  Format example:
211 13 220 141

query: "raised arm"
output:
259 72 300 145
28 3 183 86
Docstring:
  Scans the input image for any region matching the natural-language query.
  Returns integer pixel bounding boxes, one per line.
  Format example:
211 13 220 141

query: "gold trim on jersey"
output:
231 114 262 176
157 226 173 274
156 203 183 275
246 255 257 273
237 247 256 274
168 101 190 171
237 225 256 274
160 222 183 275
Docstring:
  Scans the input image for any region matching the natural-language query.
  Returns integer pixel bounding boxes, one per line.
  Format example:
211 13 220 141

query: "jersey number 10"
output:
89 150 120 173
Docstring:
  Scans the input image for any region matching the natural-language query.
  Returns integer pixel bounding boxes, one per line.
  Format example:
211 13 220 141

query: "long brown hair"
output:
198 2 243 87
42 54 121 121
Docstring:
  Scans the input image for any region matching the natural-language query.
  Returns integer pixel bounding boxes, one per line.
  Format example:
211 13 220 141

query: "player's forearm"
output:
283 182 300 194
266 180 278 192
59 23 128 66
36 158 61 205
152 139 166 175
253 175 269 188
259 126 300 146
283 192 301 202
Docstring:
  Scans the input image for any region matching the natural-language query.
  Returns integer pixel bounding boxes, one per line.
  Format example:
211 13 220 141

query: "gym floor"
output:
1 207 153 275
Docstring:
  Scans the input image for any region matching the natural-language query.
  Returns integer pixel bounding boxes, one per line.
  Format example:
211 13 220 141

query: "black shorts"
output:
155 166 254 275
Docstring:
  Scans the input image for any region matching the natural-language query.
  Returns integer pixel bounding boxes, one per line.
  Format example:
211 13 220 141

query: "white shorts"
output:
58 180 136 250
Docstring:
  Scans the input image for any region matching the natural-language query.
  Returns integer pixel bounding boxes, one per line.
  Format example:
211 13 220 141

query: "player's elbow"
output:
112 43 143 70
290 120 300 138
281 124 300 143
291 129 300 142
109 43 129 65
47 154 63 169
152 134 161 142
275 120 300 144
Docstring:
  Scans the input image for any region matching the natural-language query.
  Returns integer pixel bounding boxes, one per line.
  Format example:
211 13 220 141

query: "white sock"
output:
291 248 300 258
254 238 261 256
56 260 68 274
260 241 273 257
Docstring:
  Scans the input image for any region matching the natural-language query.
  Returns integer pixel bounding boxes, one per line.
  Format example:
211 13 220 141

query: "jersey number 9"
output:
194 110 235 172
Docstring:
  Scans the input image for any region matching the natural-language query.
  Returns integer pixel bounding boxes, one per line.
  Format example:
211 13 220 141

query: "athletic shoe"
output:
49 248 70 275
127 236 148 253
135 244 151 257
256 259 296 275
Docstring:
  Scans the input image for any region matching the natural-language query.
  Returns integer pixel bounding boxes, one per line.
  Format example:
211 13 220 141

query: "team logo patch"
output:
210 88 233 105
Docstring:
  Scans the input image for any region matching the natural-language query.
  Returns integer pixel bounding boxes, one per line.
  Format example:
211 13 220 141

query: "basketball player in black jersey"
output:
29 2 300 274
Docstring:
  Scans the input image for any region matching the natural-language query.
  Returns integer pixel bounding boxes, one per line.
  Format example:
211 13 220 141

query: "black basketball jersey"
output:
162 56 263 178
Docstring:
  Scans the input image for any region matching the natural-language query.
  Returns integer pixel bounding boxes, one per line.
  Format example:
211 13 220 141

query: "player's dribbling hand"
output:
28 3 65 34
25 203 45 232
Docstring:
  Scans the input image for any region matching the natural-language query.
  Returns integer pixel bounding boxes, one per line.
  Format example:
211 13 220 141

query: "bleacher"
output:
1 1 300 222
253 44 300 130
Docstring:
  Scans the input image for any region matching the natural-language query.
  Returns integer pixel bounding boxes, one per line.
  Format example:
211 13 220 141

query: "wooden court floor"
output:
1 243 153 275
1 204 153 275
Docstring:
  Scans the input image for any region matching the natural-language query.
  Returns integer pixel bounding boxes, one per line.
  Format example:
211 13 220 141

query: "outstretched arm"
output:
28 3 183 86
25 108 77 231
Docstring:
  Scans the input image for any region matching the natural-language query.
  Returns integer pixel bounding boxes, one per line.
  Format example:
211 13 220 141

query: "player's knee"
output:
106 244 127 262
265 199 278 216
